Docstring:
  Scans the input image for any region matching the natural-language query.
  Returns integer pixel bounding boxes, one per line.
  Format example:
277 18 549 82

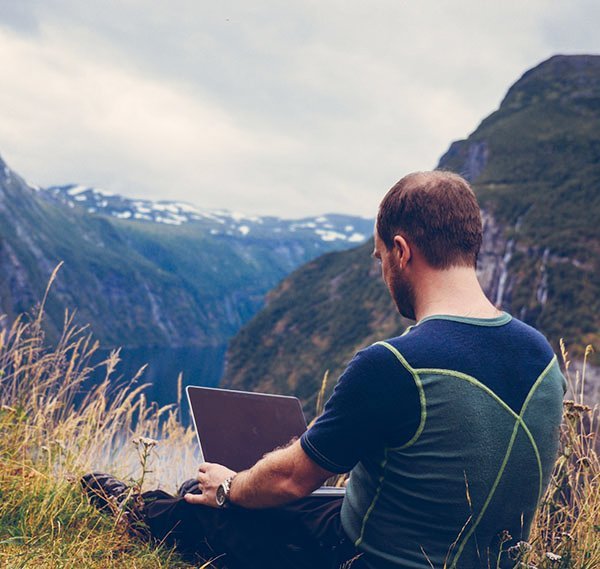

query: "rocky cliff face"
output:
438 54 600 350
222 55 600 408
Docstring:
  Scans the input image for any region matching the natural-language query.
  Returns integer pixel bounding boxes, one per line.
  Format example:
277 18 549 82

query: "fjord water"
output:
89 344 228 423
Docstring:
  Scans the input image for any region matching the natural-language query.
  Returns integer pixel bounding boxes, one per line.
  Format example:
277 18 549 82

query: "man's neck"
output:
412 265 501 322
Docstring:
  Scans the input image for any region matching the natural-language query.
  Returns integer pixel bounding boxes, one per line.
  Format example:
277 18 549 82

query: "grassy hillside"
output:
0 288 202 567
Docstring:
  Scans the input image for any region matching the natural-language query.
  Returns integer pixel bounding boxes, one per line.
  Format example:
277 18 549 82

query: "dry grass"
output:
0 275 598 567
518 342 599 569
0 273 202 568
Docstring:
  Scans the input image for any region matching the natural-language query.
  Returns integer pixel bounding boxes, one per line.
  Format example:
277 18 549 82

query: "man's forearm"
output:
184 439 334 509
229 442 324 508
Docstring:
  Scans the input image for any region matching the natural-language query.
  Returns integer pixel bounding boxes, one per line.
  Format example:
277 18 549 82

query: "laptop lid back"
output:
186 386 308 472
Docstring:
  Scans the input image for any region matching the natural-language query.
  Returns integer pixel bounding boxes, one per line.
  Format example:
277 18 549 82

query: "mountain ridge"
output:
41 182 370 243
222 54 600 411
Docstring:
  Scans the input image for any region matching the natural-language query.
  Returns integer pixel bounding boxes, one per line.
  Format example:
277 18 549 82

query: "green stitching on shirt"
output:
449 413 521 568
355 448 389 548
400 325 414 337
416 367 520 419
375 341 426 449
517 356 557 505
449 355 557 568
418 360 555 509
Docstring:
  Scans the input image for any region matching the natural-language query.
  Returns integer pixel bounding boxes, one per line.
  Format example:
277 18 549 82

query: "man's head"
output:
376 171 482 269
373 171 483 319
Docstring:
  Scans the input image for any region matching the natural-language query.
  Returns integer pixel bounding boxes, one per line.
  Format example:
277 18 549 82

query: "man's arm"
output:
183 439 335 509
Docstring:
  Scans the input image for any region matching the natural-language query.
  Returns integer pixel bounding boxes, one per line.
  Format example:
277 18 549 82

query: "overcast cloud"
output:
0 1 598 217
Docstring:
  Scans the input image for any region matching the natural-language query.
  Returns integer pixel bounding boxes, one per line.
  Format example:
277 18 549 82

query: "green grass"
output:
0 469 196 569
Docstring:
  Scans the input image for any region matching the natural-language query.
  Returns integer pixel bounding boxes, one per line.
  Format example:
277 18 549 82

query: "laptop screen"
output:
187 386 308 472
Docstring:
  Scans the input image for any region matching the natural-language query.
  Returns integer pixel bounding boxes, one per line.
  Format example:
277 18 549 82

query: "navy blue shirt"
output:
300 313 556 473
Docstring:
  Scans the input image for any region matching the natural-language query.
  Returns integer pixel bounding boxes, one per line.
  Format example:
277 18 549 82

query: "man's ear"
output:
392 235 411 269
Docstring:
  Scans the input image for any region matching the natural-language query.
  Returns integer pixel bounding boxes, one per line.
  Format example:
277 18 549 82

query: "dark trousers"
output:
142 491 362 569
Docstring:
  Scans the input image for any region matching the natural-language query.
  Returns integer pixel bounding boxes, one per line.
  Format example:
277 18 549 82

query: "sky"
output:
0 1 599 218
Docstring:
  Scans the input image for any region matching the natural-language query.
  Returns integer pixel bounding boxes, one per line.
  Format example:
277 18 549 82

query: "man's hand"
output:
183 462 237 508
182 440 336 509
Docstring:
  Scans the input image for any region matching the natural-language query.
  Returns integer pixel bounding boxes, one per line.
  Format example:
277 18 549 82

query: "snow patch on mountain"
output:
42 184 372 244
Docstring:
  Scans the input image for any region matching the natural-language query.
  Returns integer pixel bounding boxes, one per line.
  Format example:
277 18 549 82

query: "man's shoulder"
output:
335 341 420 402
502 315 555 348
345 341 413 380
370 314 555 374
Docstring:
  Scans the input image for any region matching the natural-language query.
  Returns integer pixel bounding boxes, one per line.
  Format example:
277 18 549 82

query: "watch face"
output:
216 484 226 506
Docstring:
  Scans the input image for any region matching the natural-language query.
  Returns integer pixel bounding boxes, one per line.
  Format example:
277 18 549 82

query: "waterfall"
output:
495 239 514 306
536 247 550 305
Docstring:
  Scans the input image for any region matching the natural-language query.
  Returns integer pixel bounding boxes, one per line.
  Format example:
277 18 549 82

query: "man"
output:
84 171 566 568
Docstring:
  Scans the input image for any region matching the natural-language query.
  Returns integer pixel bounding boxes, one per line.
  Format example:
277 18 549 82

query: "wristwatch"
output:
216 475 235 508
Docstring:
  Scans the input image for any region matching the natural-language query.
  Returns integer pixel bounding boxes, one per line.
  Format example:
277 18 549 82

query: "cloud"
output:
0 24 297 210
0 1 599 216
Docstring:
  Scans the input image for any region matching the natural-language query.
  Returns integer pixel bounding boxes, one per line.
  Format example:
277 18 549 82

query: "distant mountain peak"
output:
42 184 371 244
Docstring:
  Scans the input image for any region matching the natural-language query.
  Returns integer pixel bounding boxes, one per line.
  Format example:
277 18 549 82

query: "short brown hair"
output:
376 171 482 269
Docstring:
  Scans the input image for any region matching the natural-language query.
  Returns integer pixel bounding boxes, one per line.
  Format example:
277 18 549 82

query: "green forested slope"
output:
0 158 371 349
439 55 600 345
222 55 600 409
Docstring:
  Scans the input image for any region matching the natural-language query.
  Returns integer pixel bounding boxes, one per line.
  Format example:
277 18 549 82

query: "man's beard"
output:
389 269 416 321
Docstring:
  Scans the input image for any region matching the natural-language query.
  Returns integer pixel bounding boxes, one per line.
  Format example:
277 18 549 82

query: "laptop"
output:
186 386 345 497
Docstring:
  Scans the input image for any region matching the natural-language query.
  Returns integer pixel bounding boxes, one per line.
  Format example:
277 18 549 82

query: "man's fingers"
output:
183 492 206 505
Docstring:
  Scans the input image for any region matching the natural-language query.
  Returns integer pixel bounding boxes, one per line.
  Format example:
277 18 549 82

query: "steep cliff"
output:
439 54 600 347
222 55 600 410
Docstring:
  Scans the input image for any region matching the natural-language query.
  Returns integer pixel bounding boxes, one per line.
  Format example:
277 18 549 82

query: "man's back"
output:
302 313 566 568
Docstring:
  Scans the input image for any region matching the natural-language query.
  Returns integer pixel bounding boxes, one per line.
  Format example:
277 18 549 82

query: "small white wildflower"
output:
545 552 562 563
508 541 532 560
132 436 158 448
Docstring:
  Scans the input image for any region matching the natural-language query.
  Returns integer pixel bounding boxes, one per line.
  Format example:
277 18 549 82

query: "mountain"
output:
43 184 369 243
439 55 600 345
0 156 372 399
41 185 370 345
221 55 600 412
